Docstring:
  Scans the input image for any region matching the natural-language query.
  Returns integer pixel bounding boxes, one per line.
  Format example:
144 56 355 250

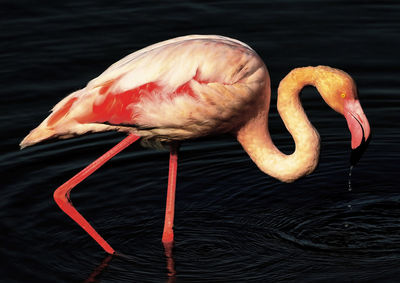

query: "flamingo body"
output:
22 35 267 147
20 35 371 256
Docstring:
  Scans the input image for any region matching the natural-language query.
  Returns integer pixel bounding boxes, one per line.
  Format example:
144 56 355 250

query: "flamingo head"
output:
314 66 371 165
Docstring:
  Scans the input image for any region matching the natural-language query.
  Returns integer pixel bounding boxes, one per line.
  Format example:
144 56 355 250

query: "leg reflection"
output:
163 241 176 278
83 254 114 283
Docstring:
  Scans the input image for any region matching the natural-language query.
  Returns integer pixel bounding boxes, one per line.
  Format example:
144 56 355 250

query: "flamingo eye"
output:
341 93 346 98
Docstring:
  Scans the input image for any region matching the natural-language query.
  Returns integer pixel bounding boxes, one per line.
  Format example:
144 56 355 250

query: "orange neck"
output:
237 66 320 182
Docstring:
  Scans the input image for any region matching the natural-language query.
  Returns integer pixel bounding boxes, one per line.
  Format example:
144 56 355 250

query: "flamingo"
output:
20 35 371 255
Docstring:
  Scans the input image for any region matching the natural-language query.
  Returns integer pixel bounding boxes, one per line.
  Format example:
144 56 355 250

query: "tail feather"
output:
20 89 84 149
20 123 56 149
20 86 141 149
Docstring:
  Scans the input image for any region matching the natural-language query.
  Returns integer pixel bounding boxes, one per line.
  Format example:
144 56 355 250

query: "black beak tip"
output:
350 134 371 166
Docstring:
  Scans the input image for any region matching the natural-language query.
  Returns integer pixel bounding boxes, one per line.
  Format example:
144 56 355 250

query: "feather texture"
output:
22 35 267 148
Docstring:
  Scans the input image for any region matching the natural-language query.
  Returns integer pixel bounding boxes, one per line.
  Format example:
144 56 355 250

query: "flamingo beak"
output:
344 99 371 165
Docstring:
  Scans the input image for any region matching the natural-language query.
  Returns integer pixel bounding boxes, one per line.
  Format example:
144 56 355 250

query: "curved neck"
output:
237 67 320 183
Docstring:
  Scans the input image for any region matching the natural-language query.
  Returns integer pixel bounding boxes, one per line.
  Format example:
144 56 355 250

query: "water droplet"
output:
345 167 354 229
347 166 353 192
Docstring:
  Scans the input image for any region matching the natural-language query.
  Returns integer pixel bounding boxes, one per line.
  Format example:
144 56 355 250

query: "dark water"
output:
1 1 400 282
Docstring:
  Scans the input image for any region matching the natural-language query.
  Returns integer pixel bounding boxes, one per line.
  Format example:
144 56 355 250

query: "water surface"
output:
1 1 400 282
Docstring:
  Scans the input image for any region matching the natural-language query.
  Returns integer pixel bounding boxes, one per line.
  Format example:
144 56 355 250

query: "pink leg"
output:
162 143 179 244
53 134 140 254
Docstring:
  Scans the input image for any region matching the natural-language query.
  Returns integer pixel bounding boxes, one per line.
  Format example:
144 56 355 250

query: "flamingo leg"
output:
53 134 140 254
162 143 180 244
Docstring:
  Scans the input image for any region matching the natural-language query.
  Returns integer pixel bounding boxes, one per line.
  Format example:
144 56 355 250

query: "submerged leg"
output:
162 143 180 244
53 134 140 254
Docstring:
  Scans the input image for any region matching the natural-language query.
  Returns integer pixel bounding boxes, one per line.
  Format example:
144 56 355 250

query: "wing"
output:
42 35 267 141
88 34 254 89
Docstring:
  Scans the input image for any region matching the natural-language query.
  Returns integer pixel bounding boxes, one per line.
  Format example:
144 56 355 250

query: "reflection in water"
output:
82 245 177 281
83 254 113 283
163 241 176 279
